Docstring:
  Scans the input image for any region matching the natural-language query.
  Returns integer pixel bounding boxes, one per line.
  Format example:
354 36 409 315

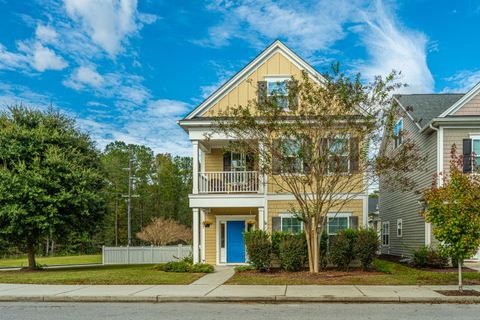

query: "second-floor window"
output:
231 152 247 172
328 138 350 173
267 78 289 110
282 139 304 173
394 118 403 148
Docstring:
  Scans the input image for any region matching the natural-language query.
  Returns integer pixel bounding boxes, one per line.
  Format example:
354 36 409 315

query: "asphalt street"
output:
1 302 480 320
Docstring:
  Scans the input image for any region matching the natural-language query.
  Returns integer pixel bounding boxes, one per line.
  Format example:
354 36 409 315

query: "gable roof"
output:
183 40 325 120
439 82 480 117
393 94 464 127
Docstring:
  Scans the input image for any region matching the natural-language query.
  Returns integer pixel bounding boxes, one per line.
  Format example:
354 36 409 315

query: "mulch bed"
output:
379 254 476 273
238 268 383 279
436 290 480 296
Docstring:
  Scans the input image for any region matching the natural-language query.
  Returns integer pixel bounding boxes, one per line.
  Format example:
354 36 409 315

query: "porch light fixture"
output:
246 219 256 226
203 219 213 227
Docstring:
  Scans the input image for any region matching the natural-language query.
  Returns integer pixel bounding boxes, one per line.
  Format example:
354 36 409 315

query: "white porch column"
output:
192 141 199 194
200 209 206 263
258 207 265 231
192 208 200 263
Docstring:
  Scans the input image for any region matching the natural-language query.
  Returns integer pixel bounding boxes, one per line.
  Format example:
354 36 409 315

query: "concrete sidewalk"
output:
1 283 480 303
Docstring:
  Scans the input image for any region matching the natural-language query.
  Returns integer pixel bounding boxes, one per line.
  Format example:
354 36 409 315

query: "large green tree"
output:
0 106 105 269
421 146 480 291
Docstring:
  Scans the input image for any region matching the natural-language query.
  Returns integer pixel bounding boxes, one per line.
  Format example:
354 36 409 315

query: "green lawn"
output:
0 254 102 268
226 259 480 285
0 265 203 285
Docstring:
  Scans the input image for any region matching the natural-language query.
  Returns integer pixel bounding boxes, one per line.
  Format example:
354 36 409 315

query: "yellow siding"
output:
204 208 258 265
204 148 224 172
203 52 302 117
267 199 364 233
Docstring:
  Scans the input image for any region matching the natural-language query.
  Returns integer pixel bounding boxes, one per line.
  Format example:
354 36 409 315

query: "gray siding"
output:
379 113 437 257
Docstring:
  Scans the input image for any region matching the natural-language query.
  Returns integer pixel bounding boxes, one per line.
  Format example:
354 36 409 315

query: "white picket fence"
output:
102 245 192 265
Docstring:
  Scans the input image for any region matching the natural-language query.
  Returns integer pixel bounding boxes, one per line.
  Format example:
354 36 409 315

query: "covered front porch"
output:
192 207 265 265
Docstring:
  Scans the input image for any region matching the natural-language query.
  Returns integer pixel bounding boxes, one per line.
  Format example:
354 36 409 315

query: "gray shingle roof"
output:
393 94 464 127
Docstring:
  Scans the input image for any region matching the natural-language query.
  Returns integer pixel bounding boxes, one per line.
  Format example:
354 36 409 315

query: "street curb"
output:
1 295 480 303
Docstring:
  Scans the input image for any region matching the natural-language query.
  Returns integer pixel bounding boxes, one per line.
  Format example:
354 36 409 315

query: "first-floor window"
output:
327 216 349 235
382 221 390 246
281 216 303 233
396 219 403 237
473 138 480 173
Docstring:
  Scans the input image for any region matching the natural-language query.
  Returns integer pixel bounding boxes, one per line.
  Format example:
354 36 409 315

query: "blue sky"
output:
0 0 479 155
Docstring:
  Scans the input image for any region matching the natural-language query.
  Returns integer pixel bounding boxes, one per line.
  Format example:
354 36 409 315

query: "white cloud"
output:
64 0 157 56
0 44 29 71
35 25 59 44
442 70 480 93
355 1 434 93
30 43 68 72
63 66 104 89
200 0 434 93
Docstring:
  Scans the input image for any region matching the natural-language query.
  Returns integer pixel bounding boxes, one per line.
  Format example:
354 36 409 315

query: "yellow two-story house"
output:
178 40 368 265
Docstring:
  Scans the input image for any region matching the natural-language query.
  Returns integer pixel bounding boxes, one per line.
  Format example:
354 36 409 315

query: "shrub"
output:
234 265 255 272
354 229 380 271
191 263 214 273
279 233 307 271
244 230 272 271
319 231 329 270
271 231 288 258
329 229 358 271
161 260 192 272
412 246 448 268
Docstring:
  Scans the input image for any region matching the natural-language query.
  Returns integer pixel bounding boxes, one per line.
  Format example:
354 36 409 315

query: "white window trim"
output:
382 221 390 246
327 212 351 235
470 135 480 173
396 218 403 238
265 76 291 110
278 212 304 232
327 136 351 174
394 118 403 148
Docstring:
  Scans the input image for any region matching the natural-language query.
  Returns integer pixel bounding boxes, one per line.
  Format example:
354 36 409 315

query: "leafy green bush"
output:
279 233 307 271
271 231 288 258
354 229 380 271
234 265 255 272
319 231 329 270
191 263 214 273
155 258 214 273
244 230 272 272
329 229 358 271
412 246 448 268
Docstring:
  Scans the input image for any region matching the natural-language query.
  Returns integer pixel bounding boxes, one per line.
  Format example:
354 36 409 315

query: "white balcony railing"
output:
198 171 259 193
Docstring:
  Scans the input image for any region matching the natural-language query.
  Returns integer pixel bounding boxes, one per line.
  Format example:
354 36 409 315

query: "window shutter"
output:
223 152 231 172
287 80 298 111
350 137 360 173
246 153 254 171
272 139 281 174
349 216 359 230
463 139 472 173
272 217 282 232
258 81 267 105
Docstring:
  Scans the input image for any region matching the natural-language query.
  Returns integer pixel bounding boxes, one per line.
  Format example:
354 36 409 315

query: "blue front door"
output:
226 221 246 263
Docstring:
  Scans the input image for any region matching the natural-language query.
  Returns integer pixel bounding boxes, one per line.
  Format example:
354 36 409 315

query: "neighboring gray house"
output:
379 82 480 257
368 196 380 234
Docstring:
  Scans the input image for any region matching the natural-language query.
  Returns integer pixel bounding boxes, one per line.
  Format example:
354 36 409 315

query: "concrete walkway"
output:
1 283 480 303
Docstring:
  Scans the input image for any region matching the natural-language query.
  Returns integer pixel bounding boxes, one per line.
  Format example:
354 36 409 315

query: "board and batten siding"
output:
203 52 303 117
379 112 437 257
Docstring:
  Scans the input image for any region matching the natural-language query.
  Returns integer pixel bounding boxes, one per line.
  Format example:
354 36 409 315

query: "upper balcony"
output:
198 171 259 194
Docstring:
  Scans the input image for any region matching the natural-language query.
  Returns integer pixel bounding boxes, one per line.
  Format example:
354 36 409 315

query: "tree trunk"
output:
312 222 319 273
305 225 314 272
458 260 463 292
27 240 37 270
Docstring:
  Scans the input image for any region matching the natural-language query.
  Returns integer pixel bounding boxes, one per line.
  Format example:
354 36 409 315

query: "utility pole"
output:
123 152 139 246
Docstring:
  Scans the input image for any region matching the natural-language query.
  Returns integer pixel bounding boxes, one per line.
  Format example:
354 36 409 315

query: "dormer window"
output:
266 76 290 110
394 118 403 148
